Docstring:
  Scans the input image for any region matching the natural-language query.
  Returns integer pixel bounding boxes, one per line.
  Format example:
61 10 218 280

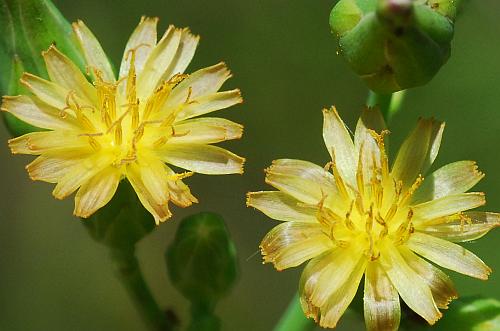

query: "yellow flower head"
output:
3 17 244 224
247 107 499 330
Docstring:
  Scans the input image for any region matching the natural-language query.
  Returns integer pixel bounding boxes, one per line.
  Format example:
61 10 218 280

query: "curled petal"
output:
260 222 333 270
1 95 79 130
119 16 158 80
164 165 198 207
322 106 356 186
380 242 442 324
363 261 401 331
9 131 89 155
72 20 115 82
246 191 318 222
319 258 366 328
175 89 242 121
308 247 364 307
400 247 457 309
264 159 339 205
412 192 485 223
126 162 171 224
412 161 484 204
137 25 182 99
354 107 386 184
170 117 243 144
74 167 121 218
407 232 492 280
158 143 244 175
391 118 444 191
416 211 500 242
161 28 199 81
165 62 233 110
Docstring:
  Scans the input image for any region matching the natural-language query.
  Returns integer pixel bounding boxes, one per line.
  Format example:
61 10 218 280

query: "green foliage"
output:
84 181 156 251
166 212 238 330
330 0 462 93
402 297 500 331
0 0 85 136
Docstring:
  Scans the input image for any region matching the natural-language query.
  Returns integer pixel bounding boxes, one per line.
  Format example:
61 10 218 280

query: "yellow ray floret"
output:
2 16 245 224
247 106 499 330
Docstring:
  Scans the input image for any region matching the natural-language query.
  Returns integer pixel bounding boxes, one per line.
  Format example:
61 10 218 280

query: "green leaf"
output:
166 212 238 307
83 180 156 251
402 297 500 331
0 0 85 136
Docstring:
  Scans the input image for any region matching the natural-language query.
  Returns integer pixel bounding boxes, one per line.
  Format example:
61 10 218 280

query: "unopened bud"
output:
330 0 462 93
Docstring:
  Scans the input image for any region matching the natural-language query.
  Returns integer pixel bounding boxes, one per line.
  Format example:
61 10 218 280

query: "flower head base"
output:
247 107 499 330
3 17 244 224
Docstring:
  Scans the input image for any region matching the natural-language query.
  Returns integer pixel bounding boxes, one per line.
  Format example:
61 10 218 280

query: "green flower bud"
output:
84 181 156 251
330 0 461 93
166 212 237 307
0 0 86 136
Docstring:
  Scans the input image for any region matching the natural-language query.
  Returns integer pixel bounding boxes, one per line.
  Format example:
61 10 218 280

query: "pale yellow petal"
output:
391 119 444 190
412 192 485 222
322 106 356 186
9 131 89 155
1 95 79 130
164 62 233 110
380 242 442 324
260 222 333 270
164 165 198 207
137 25 181 99
399 246 457 309
134 157 170 206
26 153 86 183
246 191 318 222
161 28 199 81
354 107 386 184
299 255 326 321
407 232 492 280
169 117 243 144
158 143 244 175
176 89 242 121
20 73 69 110
119 16 158 80
52 155 112 199
72 20 115 82
74 167 121 218
416 212 500 242
42 45 97 104
412 161 484 204
319 258 366 328
125 162 171 224
309 247 364 307
364 261 400 331
264 159 339 205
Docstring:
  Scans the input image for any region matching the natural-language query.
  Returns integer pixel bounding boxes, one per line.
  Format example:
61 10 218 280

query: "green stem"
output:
367 90 406 124
111 248 175 331
273 293 316 331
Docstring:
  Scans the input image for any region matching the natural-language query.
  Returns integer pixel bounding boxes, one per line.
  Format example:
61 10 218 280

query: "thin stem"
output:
273 293 316 331
367 90 406 124
111 248 175 331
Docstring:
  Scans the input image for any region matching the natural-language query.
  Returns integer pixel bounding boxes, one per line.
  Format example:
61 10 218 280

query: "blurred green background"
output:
0 1 499 330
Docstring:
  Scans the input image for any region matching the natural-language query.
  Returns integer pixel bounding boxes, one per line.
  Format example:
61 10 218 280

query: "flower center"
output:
63 49 190 167
317 130 423 261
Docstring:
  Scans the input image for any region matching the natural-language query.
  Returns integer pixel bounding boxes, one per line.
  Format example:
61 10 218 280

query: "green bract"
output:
330 0 463 93
0 0 86 136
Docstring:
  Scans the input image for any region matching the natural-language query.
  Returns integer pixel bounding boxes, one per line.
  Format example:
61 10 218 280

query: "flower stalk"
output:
111 248 175 331
274 294 316 331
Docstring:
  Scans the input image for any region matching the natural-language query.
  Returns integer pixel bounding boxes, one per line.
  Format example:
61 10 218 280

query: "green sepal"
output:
0 0 85 136
83 180 156 251
330 0 463 93
166 212 238 307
